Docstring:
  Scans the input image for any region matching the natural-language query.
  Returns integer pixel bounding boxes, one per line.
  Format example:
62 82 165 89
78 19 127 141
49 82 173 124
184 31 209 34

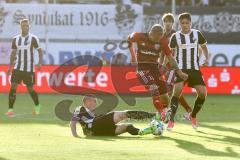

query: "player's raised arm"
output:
127 32 137 63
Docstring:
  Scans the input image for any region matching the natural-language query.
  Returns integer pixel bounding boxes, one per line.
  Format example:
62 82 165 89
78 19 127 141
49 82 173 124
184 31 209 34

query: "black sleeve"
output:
11 38 17 50
198 31 207 45
169 34 177 48
32 36 40 49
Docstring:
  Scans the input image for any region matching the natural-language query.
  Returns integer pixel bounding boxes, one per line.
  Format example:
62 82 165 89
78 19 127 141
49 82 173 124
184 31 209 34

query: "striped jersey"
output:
169 29 207 70
71 106 95 129
11 33 41 73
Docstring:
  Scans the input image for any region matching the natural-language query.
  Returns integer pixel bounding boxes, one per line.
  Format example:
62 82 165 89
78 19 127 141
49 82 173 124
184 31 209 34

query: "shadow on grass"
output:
175 130 240 148
164 136 240 158
201 124 240 135
0 157 11 160
173 123 240 147
82 135 162 141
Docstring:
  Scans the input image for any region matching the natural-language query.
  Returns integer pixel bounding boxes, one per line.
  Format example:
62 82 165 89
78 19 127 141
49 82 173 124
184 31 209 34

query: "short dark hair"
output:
83 94 97 103
178 12 191 21
150 24 163 34
20 19 29 25
162 13 175 23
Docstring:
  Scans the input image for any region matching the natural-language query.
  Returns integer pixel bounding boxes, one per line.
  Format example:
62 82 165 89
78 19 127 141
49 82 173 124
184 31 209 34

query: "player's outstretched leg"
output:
179 95 192 121
115 124 141 135
6 83 18 117
152 94 170 123
167 82 184 131
167 96 179 131
27 86 41 115
112 110 155 124
115 123 162 136
191 85 207 129
113 111 160 136
125 110 156 120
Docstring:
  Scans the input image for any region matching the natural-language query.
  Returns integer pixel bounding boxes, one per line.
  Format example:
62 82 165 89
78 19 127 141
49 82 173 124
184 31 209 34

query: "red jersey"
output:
128 32 171 63
163 29 175 69
163 29 176 41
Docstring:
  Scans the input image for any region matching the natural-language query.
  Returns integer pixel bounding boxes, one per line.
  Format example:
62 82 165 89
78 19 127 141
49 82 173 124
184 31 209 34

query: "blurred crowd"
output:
3 0 240 7
152 0 240 7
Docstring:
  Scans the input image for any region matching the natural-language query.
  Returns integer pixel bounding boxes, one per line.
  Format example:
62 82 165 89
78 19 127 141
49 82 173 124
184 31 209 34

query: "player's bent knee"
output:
113 112 127 123
198 93 206 99
115 124 129 135
11 83 18 90
159 95 170 106
197 89 207 99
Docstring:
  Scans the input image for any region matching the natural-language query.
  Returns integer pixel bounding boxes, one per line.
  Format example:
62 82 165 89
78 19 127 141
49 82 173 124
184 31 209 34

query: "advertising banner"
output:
0 65 239 94
0 3 143 40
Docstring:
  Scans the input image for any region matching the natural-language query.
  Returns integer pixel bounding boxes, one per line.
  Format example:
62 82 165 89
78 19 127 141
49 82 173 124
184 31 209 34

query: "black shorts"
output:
137 64 168 96
91 112 117 136
11 70 35 86
175 69 205 88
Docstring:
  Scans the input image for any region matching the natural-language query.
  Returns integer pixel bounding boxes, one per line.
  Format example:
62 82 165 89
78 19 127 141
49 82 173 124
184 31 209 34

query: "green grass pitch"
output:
0 94 240 160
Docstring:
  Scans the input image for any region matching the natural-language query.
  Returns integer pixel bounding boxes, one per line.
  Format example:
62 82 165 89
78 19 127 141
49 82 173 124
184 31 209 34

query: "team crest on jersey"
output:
155 44 161 50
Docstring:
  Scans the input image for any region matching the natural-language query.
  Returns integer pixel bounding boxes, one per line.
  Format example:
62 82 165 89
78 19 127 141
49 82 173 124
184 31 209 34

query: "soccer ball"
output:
150 120 164 136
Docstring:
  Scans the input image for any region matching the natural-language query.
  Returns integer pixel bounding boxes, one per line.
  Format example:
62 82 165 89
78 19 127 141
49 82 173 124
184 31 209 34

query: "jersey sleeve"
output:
161 37 172 56
11 38 17 50
32 36 41 49
71 107 81 121
198 31 207 45
128 32 139 48
169 33 177 48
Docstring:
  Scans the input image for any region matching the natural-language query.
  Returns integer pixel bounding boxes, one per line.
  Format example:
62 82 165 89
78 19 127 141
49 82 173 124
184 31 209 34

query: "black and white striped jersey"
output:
11 33 41 73
71 106 95 129
169 29 207 70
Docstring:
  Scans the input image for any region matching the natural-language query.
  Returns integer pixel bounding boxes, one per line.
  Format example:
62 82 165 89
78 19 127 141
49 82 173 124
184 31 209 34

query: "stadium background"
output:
0 0 240 95
0 1 240 160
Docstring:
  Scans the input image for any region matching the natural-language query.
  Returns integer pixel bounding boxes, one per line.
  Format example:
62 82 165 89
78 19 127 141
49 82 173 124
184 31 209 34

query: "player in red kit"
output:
128 24 188 122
